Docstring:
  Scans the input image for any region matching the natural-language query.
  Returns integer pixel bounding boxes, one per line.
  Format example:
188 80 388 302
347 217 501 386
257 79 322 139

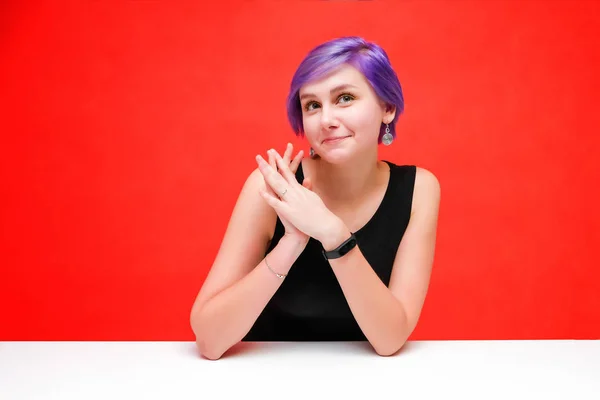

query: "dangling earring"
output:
309 147 315 158
382 123 394 146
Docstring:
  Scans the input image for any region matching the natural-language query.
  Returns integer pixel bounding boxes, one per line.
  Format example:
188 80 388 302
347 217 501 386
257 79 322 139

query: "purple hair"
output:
286 36 405 143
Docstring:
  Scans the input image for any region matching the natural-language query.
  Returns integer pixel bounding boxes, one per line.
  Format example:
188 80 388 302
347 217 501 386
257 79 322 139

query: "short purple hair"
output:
286 36 405 143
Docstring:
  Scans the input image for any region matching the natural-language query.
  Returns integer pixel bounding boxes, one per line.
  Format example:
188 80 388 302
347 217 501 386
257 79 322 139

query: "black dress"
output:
242 160 417 341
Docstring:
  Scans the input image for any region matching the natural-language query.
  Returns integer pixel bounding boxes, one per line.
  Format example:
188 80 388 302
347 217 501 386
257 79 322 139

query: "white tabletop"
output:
1 340 598 400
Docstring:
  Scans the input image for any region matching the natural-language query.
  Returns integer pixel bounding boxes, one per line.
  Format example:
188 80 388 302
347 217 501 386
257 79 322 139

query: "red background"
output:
1 1 599 340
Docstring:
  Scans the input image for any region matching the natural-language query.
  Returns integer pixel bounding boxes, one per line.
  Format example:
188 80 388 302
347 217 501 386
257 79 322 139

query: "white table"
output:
1 340 598 399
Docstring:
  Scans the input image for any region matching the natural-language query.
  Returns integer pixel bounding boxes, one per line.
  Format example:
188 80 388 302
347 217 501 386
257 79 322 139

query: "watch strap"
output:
322 233 357 260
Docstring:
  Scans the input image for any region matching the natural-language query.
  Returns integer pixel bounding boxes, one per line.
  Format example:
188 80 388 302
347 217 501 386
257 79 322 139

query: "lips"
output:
322 135 350 144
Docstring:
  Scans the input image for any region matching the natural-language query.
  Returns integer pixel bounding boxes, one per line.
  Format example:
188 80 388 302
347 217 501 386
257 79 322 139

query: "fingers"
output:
272 150 297 183
282 143 303 174
269 149 277 170
265 151 277 197
257 144 303 199
259 186 283 209
289 149 304 173
283 143 293 164
264 143 303 174
256 154 288 196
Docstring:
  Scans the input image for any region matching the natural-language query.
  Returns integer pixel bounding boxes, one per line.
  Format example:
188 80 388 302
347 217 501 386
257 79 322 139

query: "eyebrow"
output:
299 84 358 101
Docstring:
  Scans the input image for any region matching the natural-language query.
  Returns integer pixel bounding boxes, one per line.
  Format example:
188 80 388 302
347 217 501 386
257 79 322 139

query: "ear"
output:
384 103 396 123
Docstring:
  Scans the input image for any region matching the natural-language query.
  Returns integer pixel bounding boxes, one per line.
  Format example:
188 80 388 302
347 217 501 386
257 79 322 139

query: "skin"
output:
190 62 440 359
256 63 399 244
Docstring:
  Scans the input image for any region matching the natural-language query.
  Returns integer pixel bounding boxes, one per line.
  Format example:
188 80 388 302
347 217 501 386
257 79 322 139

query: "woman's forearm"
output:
190 236 305 360
320 224 409 356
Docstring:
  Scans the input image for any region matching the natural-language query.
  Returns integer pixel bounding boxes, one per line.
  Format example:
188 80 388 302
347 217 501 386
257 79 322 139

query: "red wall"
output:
1 1 598 340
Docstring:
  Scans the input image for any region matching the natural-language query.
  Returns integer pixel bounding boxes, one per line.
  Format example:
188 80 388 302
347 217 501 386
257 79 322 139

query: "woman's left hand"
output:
256 148 343 243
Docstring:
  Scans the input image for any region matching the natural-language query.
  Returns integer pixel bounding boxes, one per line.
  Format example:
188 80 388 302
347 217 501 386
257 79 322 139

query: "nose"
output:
320 105 339 130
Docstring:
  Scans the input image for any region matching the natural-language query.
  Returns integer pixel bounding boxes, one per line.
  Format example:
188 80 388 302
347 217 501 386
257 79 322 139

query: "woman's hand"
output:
256 146 342 243
260 143 313 246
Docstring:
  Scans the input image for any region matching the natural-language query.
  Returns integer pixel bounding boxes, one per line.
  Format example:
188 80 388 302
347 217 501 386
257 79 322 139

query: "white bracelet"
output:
265 255 287 279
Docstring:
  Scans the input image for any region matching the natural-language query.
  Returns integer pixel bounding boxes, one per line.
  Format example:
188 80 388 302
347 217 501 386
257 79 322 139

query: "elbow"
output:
375 314 412 356
190 307 223 360
192 323 224 360
374 341 404 357
373 334 408 357
195 337 223 360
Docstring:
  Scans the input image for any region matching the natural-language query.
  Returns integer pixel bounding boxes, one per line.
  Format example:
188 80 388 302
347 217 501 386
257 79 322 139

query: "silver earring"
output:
382 124 393 146
309 147 315 158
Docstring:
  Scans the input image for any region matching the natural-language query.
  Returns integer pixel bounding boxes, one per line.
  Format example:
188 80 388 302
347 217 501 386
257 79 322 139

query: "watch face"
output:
322 234 357 260
339 237 357 255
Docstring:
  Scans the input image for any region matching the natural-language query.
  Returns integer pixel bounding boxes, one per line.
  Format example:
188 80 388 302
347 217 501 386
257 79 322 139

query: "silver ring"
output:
280 188 288 198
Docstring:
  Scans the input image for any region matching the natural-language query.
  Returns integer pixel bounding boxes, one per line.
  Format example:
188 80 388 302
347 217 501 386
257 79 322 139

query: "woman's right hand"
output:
264 143 313 246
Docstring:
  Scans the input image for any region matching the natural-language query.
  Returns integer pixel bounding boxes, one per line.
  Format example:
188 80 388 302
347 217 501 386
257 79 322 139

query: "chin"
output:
317 149 355 164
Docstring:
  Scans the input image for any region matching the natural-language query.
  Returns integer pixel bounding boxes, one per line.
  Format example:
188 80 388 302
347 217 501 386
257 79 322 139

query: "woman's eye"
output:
303 94 354 112
305 102 318 111
339 94 354 103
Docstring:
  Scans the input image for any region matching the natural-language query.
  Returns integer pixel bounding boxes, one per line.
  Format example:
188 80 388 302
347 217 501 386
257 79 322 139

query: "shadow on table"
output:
185 341 265 359
188 340 422 359
222 342 266 358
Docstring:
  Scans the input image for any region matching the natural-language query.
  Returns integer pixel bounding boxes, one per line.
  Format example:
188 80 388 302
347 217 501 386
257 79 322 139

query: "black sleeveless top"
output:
242 161 416 342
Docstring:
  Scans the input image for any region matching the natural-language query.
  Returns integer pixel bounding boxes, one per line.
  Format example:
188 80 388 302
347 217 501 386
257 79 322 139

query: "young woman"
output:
190 36 441 359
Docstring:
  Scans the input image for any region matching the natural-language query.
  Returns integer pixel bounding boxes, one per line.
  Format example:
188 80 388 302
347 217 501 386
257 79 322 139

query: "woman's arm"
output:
189 165 307 360
190 235 305 360
319 167 441 356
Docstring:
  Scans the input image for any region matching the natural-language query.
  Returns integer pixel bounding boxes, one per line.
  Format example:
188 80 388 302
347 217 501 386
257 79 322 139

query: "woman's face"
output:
298 64 394 163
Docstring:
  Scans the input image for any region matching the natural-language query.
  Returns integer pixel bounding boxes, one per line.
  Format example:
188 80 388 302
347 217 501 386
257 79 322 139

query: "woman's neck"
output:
304 153 386 210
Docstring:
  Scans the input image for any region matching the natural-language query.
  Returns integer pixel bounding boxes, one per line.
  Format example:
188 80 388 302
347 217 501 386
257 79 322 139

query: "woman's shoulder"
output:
411 165 441 217
412 165 440 192
238 167 279 240
382 162 439 215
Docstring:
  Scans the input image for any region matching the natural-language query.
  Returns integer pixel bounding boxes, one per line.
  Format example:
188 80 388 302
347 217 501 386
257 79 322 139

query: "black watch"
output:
322 233 357 260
